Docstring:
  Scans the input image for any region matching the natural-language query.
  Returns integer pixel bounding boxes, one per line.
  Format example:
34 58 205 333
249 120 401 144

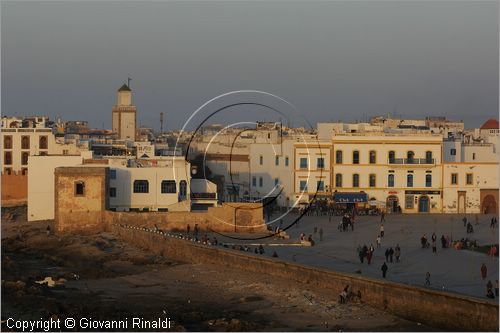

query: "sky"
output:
2 0 498 131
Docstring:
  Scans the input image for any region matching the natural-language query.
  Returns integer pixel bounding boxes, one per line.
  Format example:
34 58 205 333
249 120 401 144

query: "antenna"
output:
127 77 132 88
160 112 164 134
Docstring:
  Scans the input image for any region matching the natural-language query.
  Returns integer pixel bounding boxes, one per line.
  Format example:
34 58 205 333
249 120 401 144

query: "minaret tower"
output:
112 82 137 141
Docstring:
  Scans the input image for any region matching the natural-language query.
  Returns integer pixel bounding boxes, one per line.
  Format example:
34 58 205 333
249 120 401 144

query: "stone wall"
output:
54 167 109 233
1 172 27 205
112 225 498 332
104 203 266 233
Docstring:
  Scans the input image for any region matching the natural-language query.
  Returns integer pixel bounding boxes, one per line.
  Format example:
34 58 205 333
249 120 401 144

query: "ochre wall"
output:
104 203 266 234
54 167 108 233
1 172 27 205
112 225 498 332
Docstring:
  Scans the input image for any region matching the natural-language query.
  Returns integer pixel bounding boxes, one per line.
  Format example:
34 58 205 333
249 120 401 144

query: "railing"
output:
388 158 435 165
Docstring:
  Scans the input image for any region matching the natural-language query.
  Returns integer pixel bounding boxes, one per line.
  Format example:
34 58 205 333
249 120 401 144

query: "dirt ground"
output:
1 206 435 332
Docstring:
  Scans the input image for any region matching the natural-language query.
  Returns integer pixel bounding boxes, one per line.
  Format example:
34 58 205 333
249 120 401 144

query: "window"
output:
425 151 433 163
109 169 117 179
3 136 12 149
388 151 395 163
21 136 30 149
39 136 48 149
133 180 149 193
274 178 279 186
300 157 308 169
161 180 176 193
299 180 308 191
405 195 414 209
275 156 279 166
179 180 187 199
352 151 359 164
369 174 376 187
335 150 343 164
285 156 289 166
407 151 415 163
425 174 432 187
317 157 325 169
267 133 271 139
21 152 29 165
21 168 28 175
259 155 263 165
40 151 48 156
109 187 116 197
369 151 376 164
63 150 69 155
259 177 263 187
352 174 359 188
252 176 256 187
317 180 325 191
75 181 85 196
335 174 343 187
450 149 456 156
451 173 458 185
407 174 413 187
388 174 395 187
4 167 12 175
466 173 473 185
472 153 476 160
4 151 12 165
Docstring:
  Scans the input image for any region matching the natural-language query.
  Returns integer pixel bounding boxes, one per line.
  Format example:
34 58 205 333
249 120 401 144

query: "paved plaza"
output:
218 212 499 301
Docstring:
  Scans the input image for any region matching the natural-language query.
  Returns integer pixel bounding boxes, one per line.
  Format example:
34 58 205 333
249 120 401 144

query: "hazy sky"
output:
2 1 498 130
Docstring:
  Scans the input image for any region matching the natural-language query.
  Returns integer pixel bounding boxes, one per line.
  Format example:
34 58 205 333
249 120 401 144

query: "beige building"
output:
112 84 136 141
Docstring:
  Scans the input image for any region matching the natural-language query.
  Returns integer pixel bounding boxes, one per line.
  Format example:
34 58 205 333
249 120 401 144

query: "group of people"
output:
300 233 316 246
490 217 498 229
338 213 355 232
339 285 362 304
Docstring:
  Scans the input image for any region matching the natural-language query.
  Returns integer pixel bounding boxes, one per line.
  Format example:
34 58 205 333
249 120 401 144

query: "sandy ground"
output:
1 206 435 332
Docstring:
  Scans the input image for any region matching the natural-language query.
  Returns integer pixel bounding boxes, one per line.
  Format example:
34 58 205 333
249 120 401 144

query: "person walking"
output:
319 228 324 241
490 217 495 229
380 211 385 223
388 247 394 263
394 244 401 263
462 216 467 227
432 240 437 254
381 262 388 278
425 272 431 286
440 234 447 248
380 224 385 237
186 224 191 234
367 247 373 265
376 235 381 248
384 248 390 262
481 263 488 280
431 232 437 243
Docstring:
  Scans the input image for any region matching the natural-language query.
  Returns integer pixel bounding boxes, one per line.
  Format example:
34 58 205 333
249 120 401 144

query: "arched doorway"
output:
482 195 497 214
386 195 399 213
418 195 430 213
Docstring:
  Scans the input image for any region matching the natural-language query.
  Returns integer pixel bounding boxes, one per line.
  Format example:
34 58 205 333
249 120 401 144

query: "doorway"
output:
418 195 429 213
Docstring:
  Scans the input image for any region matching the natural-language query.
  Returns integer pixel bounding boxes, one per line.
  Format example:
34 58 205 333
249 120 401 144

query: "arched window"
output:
352 174 359 187
133 180 149 193
179 180 187 199
388 151 396 163
407 174 413 187
21 136 30 149
21 152 29 165
39 136 48 149
388 174 394 187
369 150 376 164
335 174 343 187
425 151 433 163
3 136 12 149
426 174 432 187
407 151 415 163
335 150 343 164
352 150 359 164
369 174 376 187
4 152 12 165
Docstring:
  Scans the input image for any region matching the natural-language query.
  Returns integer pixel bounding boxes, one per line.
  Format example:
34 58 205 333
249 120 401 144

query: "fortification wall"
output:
1 172 27 205
112 224 498 332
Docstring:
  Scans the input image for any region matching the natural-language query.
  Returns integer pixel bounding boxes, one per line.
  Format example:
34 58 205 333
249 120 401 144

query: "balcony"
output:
388 158 435 165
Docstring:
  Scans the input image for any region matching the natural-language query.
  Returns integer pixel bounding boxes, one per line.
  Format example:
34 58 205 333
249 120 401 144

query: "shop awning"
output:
333 192 368 204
